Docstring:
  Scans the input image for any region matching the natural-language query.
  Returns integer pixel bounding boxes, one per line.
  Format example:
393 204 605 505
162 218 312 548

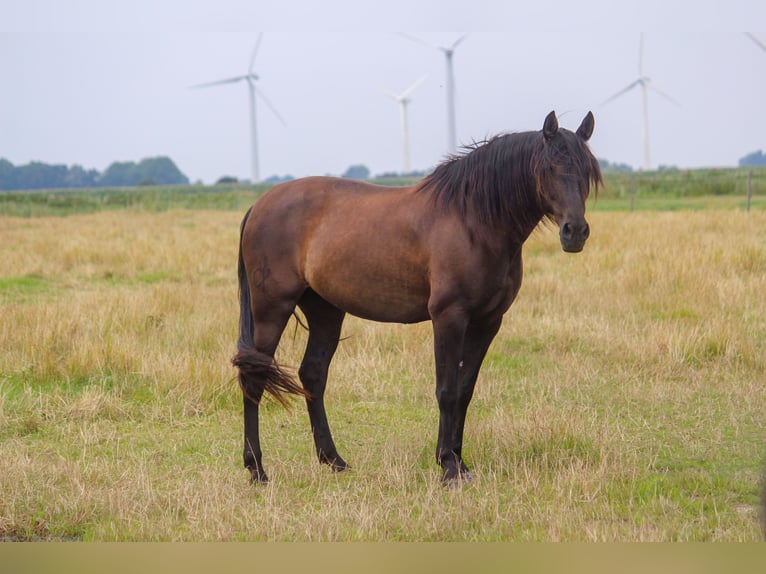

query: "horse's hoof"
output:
442 471 475 489
331 462 350 473
248 469 269 485
320 453 349 472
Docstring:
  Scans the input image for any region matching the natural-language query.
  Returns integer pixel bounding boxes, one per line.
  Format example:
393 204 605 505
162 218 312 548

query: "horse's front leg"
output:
433 310 504 487
452 317 504 478
431 307 470 485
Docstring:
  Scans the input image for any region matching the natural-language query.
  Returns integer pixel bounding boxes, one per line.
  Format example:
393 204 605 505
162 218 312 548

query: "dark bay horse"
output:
232 111 602 486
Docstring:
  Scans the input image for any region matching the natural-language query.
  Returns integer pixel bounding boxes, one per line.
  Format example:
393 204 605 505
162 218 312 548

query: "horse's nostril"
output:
561 221 589 244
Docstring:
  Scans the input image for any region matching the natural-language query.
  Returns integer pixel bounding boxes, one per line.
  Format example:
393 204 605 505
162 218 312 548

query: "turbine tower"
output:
191 33 285 183
602 34 679 171
400 34 467 154
442 36 467 154
383 75 428 174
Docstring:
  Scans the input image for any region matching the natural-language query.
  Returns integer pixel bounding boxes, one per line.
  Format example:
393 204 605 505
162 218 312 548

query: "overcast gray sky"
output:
1 1 765 183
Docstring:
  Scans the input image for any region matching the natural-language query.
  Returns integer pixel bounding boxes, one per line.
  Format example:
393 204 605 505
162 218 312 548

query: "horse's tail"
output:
231 206 308 407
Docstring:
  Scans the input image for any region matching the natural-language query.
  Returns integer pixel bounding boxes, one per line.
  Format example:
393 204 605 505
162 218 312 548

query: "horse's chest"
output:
472 258 523 316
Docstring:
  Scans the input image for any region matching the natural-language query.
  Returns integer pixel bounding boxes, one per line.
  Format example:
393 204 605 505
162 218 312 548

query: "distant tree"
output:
0 158 16 190
342 164 370 180
216 176 239 185
135 157 189 185
739 150 766 167
99 161 135 186
99 157 189 187
15 162 69 190
64 164 100 188
263 174 295 184
598 158 633 172
0 158 94 190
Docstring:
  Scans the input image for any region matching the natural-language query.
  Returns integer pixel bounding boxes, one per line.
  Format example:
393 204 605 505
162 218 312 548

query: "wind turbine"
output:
399 34 467 154
602 34 679 171
383 75 428 174
746 32 766 53
191 33 285 183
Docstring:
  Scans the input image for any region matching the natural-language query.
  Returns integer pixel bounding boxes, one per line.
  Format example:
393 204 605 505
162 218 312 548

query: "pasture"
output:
0 185 765 541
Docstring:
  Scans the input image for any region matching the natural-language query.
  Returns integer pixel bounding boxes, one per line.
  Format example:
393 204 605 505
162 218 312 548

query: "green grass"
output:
0 275 50 301
590 194 766 212
0 184 269 217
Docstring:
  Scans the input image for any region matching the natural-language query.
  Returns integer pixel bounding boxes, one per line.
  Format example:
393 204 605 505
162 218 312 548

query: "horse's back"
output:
250 176 402 222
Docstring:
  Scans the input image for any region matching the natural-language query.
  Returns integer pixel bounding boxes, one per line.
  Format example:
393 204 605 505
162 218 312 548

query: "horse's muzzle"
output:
560 220 590 253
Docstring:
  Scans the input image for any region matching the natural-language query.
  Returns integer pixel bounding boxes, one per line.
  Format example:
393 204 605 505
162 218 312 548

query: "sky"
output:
1 1 765 184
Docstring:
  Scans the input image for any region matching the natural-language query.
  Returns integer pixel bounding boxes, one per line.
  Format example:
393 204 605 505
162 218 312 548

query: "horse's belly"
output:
306 260 431 324
328 289 431 324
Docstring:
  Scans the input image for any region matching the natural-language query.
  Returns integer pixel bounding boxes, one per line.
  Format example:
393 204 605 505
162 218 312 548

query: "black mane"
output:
416 128 602 236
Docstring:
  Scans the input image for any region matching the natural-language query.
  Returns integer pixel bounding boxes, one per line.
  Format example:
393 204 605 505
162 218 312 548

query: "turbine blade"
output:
381 88 400 101
601 80 641 106
397 32 436 50
254 86 287 127
646 81 681 106
190 75 248 89
638 33 644 76
450 34 468 51
249 32 264 74
746 32 766 53
400 74 429 99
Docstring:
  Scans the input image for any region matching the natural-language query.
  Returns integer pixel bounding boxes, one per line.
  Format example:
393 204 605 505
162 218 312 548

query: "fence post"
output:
629 175 635 212
746 170 752 213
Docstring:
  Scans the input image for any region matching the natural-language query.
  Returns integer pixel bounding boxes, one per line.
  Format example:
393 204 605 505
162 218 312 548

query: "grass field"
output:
1 183 765 540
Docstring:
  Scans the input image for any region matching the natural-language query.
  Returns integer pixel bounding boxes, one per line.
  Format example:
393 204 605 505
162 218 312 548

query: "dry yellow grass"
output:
1 208 764 540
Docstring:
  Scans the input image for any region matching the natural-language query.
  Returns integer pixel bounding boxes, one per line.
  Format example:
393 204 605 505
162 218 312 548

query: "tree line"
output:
739 150 766 167
0 157 189 191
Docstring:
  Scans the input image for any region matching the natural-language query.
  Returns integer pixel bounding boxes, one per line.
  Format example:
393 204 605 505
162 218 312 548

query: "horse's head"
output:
536 111 602 253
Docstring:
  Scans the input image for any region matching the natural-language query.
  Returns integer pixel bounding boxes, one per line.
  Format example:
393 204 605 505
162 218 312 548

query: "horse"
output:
232 111 602 486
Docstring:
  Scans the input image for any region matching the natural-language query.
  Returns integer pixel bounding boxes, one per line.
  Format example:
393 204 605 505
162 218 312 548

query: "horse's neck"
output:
496 177 545 247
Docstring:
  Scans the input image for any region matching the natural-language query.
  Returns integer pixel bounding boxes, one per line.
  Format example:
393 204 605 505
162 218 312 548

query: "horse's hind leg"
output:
242 299 299 484
297 289 348 471
243 386 267 483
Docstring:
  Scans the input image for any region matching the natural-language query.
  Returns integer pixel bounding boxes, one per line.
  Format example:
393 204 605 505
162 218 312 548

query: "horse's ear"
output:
543 111 558 141
576 111 595 141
